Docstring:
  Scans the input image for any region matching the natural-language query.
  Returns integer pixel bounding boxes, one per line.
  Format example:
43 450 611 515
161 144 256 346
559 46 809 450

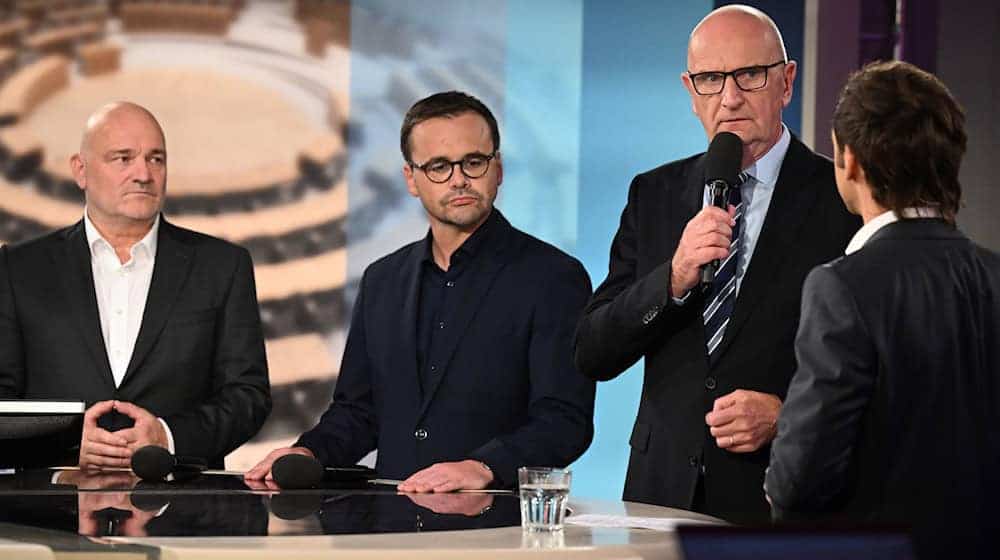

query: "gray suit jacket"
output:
768 219 1000 557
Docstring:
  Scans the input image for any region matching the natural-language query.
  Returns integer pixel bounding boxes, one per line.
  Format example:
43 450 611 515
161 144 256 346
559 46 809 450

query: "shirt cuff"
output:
158 417 175 455
671 290 692 305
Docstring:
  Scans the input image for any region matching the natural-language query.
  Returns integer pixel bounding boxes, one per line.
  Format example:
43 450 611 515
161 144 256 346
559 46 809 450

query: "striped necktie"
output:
703 172 750 360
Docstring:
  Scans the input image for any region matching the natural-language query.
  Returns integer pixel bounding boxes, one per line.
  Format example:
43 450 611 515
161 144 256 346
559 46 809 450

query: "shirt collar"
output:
84 209 160 262
844 207 942 255
420 208 501 267
742 124 791 188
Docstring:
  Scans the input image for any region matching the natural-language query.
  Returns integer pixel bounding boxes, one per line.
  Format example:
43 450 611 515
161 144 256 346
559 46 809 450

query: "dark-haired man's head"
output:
832 60 966 224
400 91 500 163
401 91 503 233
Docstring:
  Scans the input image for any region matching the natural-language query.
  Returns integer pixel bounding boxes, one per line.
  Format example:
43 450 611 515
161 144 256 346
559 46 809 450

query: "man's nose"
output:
133 159 152 184
447 161 470 189
720 75 746 107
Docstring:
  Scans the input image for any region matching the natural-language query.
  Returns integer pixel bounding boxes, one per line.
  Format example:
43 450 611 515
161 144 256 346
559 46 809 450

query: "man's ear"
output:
781 60 797 107
681 72 698 114
842 143 862 183
494 151 503 187
403 162 419 198
70 154 86 191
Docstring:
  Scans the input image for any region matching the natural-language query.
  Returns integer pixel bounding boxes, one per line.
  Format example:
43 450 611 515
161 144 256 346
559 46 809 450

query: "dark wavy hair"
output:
400 91 500 163
833 60 966 224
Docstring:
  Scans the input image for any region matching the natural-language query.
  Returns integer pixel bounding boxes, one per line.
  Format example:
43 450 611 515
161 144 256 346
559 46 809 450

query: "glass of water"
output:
518 466 571 532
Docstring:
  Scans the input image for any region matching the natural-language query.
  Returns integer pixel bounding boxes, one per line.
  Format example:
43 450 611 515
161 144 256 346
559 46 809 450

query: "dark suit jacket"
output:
767 219 1000 543
0 218 271 467
296 211 595 487
575 136 859 523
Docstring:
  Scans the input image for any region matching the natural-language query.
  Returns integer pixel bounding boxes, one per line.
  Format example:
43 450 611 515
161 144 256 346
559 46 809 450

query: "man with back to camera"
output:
766 61 1000 552
0 102 271 469
246 91 596 491
573 5 859 522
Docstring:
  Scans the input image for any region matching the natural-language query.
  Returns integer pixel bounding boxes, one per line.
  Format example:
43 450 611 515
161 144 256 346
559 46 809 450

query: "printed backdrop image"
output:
0 0 352 470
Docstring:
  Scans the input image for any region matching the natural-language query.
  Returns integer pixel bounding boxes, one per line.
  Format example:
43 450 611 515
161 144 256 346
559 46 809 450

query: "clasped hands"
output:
79 400 168 470
706 389 782 452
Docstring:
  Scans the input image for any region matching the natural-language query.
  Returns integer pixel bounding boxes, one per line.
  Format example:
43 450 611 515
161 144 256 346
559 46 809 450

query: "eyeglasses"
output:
687 61 786 95
409 152 497 183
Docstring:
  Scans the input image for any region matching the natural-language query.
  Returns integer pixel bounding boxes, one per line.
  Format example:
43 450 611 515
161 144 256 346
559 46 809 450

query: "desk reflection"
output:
0 470 521 538
0 469 269 538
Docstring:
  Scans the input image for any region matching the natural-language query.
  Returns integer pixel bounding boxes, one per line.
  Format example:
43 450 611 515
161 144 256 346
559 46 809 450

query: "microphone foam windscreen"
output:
272 453 323 489
704 131 743 185
131 445 173 481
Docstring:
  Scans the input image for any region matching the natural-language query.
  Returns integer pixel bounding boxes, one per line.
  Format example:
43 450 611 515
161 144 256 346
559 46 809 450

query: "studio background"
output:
0 0 995 499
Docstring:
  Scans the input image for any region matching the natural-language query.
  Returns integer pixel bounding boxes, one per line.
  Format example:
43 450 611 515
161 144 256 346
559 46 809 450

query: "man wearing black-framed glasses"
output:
575 5 859 523
249 91 596 494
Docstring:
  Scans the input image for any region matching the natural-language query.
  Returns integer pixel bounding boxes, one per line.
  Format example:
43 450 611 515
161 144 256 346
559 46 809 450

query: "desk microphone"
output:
700 131 743 290
271 453 376 489
131 445 207 482
272 454 322 489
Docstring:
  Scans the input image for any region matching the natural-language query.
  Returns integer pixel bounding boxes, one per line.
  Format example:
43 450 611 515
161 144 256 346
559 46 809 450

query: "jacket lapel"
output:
53 221 116 392
711 137 821 361
121 220 193 385
397 242 424 401
415 218 512 420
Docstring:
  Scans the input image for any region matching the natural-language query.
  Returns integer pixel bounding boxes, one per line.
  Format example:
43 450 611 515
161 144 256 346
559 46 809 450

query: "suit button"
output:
414 428 428 440
688 455 698 467
641 306 660 325
705 377 717 390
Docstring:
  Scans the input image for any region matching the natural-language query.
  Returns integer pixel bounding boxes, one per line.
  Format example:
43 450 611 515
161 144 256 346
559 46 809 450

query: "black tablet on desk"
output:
0 400 85 468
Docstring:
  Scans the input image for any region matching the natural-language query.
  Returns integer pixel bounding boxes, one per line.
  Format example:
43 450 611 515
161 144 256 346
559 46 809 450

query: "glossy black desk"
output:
0 469 716 559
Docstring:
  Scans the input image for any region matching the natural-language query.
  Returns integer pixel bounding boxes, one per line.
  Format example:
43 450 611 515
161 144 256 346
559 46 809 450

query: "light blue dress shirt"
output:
673 125 792 304
703 125 791 296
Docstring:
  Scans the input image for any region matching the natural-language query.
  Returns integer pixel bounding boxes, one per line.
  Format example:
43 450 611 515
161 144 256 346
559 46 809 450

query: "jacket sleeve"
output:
469 257 597 487
0 245 24 397
295 270 378 466
164 248 272 461
574 173 693 381
766 264 876 519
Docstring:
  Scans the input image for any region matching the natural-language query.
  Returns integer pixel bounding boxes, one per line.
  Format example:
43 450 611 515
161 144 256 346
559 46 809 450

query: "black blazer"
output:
296 212 595 487
767 219 1000 535
575 136 859 523
0 218 271 467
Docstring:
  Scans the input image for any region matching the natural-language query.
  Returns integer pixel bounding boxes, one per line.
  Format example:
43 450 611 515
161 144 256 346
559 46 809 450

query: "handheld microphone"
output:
271 453 376 490
131 445 207 482
700 131 743 289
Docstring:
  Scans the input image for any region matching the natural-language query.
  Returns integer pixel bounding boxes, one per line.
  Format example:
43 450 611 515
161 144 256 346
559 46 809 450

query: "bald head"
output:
80 101 165 159
71 101 168 236
688 5 787 68
680 4 796 167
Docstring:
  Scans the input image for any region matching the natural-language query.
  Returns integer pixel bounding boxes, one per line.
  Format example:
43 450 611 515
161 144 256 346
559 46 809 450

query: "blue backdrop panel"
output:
573 0 712 499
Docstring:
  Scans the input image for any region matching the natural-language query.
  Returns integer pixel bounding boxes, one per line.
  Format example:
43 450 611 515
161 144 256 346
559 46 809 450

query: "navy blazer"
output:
296 211 595 487
575 136 859 523
0 219 271 467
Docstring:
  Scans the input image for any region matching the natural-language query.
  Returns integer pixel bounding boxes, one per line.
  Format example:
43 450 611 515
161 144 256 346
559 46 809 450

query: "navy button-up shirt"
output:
416 210 499 394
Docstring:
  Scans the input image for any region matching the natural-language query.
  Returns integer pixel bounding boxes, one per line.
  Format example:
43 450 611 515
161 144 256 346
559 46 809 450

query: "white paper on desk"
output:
565 514 716 532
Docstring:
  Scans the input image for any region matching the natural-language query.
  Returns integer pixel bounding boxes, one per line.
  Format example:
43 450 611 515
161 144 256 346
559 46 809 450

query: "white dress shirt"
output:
83 211 174 452
844 207 942 255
